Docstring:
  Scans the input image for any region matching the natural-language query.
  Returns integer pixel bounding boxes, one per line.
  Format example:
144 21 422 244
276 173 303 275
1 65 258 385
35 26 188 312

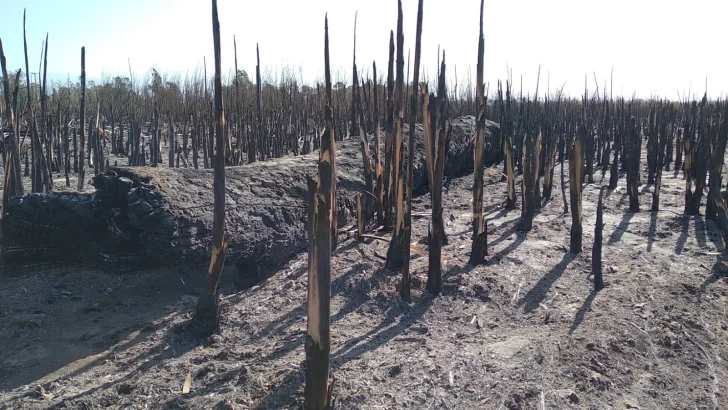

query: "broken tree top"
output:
1 116 499 270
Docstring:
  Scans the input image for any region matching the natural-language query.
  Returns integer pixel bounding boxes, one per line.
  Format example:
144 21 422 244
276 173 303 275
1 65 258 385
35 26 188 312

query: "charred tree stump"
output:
469 0 487 266
665 124 674 171
401 0 424 301
189 0 228 338
304 15 335 410
646 105 657 185
674 128 683 175
169 115 175 168
64 116 70 187
569 135 584 254
684 99 708 216
253 44 262 164
151 105 159 168
541 126 557 202
351 20 374 221
608 105 621 190
585 119 595 184
77 47 86 191
94 100 104 175
1 39 24 217
627 116 641 213
192 116 199 169
373 62 384 225
424 59 448 295
593 186 606 291
385 3 406 272
652 105 669 212
560 131 569 214
518 117 541 232
499 81 517 211
383 32 395 229
23 12 51 193
707 103 728 234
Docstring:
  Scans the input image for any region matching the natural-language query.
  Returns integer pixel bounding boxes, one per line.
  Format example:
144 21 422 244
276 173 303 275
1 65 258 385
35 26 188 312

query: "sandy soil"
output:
1 145 727 409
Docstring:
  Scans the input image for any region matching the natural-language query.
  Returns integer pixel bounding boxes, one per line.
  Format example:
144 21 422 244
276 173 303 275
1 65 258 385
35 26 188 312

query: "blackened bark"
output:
593 186 606 290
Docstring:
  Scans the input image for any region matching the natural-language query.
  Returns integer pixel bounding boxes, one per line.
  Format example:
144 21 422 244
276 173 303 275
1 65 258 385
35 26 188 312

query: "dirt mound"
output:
2 117 499 275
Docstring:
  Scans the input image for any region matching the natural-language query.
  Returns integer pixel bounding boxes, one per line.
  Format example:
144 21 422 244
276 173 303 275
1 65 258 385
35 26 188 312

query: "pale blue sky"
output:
1 0 726 98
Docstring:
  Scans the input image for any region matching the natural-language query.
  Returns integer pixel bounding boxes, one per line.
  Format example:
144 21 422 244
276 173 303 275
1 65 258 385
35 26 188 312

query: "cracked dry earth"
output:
1 149 727 409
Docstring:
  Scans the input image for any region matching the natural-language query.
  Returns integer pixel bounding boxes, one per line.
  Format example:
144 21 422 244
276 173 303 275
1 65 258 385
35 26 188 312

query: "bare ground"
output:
1 149 727 409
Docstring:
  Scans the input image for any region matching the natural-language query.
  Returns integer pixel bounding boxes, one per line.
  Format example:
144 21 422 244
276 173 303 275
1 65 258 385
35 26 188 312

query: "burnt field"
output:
1 144 727 409
2 0 728 408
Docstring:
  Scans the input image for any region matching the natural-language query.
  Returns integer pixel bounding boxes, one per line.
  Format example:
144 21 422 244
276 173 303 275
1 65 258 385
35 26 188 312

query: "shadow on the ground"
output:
248 294 434 410
608 211 635 245
695 217 724 250
0 265 205 393
224 260 385 373
518 253 576 313
49 323 198 409
227 257 369 347
647 211 658 252
569 289 600 334
489 229 527 262
675 215 691 254
694 216 708 249
699 257 728 294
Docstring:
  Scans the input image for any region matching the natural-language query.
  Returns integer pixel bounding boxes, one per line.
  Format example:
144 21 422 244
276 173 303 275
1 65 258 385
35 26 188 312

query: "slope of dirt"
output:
2 117 498 269
1 149 727 410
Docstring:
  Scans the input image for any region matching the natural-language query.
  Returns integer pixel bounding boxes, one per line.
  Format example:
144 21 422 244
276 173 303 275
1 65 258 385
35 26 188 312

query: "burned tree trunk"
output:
518 112 541 232
665 122 674 171
684 99 707 216
674 128 683 174
652 105 669 212
626 116 640 213
373 62 384 225
383 32 396 228
252 44 262 164
169 114 175 168
192 115 199 169
608 102 620 190
41 34 50 185
560 130 569 214
400 0 424 301
64 115 70 187
569 133 584 254
593 186 606 291
646 105 657 185
585 118 595 185
110 104 117 155
541 123 557 201
1 39 23 218
94 100 104 175
151 104 159 168
352 18 374 220
305 15 335 410
23 11 51 193
469 0 487 266
707 103 728 227
77 47 86 191
189 0 227 338
499 81 517 210
73 127 78 173
424 56 448 296
385 2 406 272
